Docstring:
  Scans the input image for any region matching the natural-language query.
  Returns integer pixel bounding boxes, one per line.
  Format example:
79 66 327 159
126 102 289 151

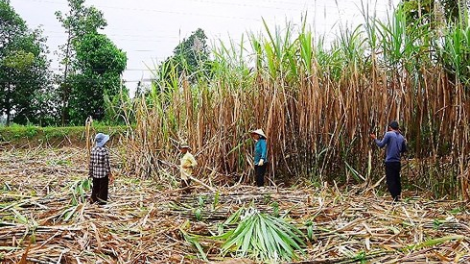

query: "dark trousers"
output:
385 162 401 201
91 177 109 205
181 178 192 194
255 164 267 187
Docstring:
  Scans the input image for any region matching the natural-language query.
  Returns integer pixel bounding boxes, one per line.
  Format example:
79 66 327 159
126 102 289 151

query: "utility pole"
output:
61 9 73 126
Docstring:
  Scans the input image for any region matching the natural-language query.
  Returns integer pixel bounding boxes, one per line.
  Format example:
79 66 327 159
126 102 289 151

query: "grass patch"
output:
0 125 129 147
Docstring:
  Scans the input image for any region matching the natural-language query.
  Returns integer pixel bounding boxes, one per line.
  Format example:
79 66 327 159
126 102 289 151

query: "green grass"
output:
0 125 129 145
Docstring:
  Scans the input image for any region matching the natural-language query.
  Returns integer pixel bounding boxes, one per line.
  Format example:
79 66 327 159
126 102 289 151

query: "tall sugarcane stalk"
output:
118 8 470 198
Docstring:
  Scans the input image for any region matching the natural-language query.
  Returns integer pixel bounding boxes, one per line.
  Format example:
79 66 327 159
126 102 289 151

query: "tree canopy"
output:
55 0 127 125
0 0 53 125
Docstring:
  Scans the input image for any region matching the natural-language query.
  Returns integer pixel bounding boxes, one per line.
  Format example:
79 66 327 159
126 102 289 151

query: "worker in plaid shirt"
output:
89 133 114 204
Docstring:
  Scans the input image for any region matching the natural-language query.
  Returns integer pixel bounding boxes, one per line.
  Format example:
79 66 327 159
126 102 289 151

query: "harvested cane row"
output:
1 148 470 263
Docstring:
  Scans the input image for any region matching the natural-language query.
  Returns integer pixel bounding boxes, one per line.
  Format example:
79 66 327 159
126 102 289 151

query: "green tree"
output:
400 0 469 26
440 0 468 25
55 0 107 125
55 0 127 125
0 0 52 125
69 33 127 123
160 28 212 84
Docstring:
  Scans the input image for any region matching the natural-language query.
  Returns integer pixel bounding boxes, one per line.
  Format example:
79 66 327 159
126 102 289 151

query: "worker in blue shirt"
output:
250 129 268 187
370 121 407 201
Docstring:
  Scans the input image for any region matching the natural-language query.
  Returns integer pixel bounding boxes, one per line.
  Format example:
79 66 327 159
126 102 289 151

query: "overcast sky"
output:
10 0 399 93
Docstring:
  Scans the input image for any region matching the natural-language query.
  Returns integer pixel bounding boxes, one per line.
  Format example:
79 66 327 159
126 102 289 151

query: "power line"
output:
133 0 322 13
73 0 392 12
0 78 154 84
49 68 155 72
40 21 390 43
38 25 182 34
43 30 181 39
19 0 393 41
24 0 392 23
44 35 180 42
25 0 310 12
26 0 263 21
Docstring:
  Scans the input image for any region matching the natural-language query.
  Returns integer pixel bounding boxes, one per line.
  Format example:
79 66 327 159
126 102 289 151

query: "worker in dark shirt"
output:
370 121 407 202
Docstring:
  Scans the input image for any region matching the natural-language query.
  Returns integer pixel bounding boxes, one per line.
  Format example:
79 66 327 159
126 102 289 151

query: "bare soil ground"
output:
1 147 469 263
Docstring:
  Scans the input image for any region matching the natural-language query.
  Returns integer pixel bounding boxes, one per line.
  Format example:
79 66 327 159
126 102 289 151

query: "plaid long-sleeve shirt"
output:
89 146 111 179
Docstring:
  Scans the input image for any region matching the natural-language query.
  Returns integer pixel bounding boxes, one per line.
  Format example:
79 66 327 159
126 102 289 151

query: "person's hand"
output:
109 173 115 184
258 159 264 166
369 133 376 140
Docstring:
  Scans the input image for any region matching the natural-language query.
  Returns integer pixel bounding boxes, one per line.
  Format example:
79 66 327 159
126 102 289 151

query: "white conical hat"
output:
250 129 267 138
178 143 192 150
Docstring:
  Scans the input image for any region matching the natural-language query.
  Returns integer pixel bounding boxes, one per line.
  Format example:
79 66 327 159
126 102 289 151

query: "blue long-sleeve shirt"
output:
254 139 268 165
374 131 407 163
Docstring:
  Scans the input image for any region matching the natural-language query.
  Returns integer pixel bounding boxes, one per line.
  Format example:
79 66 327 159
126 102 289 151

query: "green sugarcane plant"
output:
216 207 306 262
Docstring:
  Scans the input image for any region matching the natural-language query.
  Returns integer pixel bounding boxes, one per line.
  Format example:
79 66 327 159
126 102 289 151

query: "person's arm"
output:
259 140 267 165
374 133 390 148
190 154 197 168
88 158 93 178
401 138 408 153
104 149 114 183
88 154 93 178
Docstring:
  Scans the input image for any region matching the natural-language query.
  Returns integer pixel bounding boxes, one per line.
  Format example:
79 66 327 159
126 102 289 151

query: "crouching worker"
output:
179 143 197 194
89 133 114 205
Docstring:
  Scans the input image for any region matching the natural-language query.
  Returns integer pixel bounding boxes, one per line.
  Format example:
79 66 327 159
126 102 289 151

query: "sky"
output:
10 0 399 93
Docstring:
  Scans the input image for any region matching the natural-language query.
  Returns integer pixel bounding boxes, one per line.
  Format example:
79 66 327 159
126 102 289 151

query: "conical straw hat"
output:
250 129 267 138
178 143 192 150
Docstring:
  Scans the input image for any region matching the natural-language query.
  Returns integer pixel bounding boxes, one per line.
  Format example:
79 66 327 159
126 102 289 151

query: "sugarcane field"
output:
2 0 470 263
1 133 469 264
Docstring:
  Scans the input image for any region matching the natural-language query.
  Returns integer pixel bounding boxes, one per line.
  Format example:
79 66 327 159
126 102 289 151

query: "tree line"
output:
0 0 211 126
1 0 468 126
